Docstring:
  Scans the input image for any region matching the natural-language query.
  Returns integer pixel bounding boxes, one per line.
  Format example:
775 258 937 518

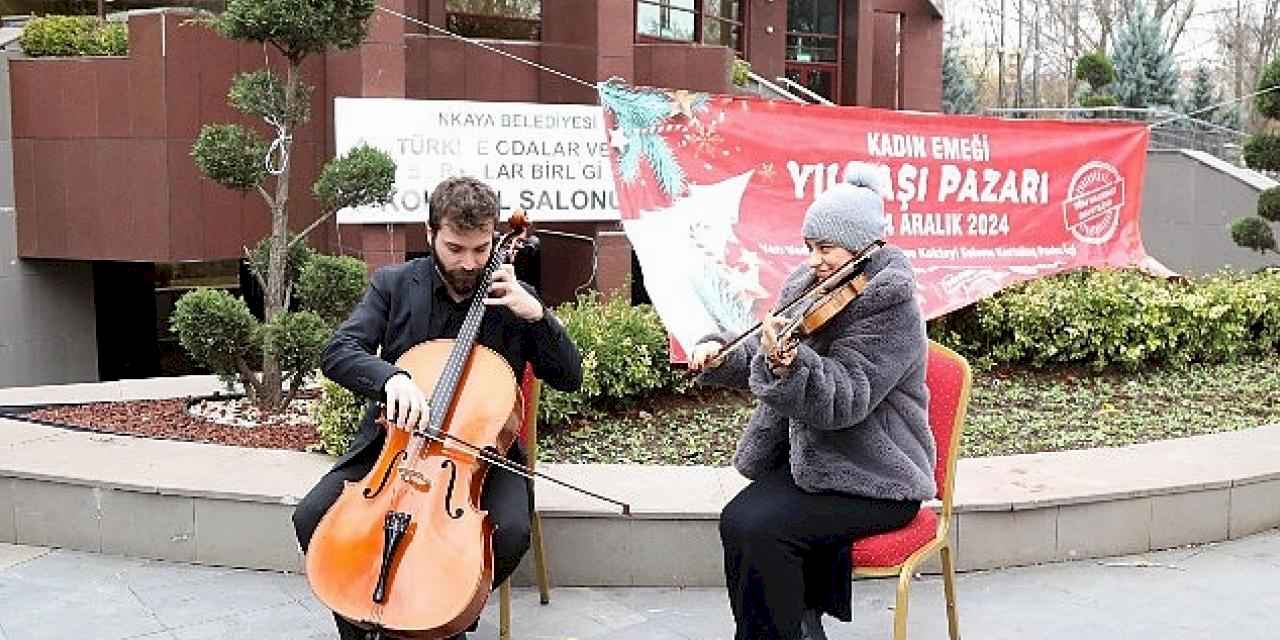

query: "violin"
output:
304 211 628 639
709 241 882 368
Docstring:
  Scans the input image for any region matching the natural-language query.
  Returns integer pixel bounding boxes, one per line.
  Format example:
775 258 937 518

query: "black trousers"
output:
720 467 920 640
292 431 531 640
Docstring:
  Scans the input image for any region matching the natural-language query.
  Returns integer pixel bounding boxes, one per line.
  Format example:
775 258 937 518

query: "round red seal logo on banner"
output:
1062 161 1125 245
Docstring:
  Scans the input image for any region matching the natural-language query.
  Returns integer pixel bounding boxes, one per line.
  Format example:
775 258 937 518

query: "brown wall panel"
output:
130 139 170 261
403 39 432 99
686 47 733 93
499 43 543 103
128 52 166 139
899 13 942 111
746 0 786 80
168 140 204 261
239 188 273 250
200 179 245 259
872 12 899 109
97 140 134 258
12 138 36 255
636 45 690 91
359 43 408 98
538 45 597 104
96 59 133 138
163 21 201 140
326 49 364 100
543 0 599 47
408 36 466 99
297 54 330 144
597 1 635 58
62 62 99 138
33 141 68 256
464 43 509 102
366 0 408 44
196 34 239 137
64 139 102 257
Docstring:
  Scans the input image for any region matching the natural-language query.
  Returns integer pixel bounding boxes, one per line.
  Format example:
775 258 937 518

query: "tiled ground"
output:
2 528 1279 639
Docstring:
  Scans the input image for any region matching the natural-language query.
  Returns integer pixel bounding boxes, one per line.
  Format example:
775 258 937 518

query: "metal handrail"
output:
774 76 834 105
745 70 806 104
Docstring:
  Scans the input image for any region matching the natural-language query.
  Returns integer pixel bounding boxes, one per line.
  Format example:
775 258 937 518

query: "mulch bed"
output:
17 397 322 452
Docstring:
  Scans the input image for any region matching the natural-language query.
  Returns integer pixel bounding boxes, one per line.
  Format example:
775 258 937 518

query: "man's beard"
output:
441 267 480 296
432 237 483 296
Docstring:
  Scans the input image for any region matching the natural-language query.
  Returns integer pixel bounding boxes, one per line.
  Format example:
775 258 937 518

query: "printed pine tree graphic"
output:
598 80 707 198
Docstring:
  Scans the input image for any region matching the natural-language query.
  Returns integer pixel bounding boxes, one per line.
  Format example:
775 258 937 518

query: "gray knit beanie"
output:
801 163 889 253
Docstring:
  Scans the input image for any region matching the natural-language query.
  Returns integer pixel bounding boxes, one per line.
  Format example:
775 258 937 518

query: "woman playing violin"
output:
292 176 583 640
689 166 937 640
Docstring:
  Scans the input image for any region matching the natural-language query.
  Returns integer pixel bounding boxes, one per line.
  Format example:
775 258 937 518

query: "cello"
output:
303 212 627 639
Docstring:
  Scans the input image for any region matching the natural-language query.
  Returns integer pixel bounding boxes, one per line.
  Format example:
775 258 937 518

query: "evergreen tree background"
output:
941 35 977 114
1181 65 1218 122
1112 4 1179 110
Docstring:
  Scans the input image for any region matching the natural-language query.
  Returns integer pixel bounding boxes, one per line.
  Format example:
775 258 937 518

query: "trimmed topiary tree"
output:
179 0 395 411
1074 51 1118 114
1232 55 1280 258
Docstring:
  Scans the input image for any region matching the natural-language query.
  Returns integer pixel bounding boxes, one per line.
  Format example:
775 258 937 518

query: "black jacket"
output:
320 256 582 468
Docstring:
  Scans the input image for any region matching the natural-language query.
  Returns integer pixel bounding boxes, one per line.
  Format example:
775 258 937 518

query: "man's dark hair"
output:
428 176 500 231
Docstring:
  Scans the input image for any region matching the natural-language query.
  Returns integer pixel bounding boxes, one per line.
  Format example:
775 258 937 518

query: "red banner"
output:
598 83 1166 354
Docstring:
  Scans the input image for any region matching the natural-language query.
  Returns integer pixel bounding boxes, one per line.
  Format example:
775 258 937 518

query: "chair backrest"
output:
924 341 972 517
517 364 542 466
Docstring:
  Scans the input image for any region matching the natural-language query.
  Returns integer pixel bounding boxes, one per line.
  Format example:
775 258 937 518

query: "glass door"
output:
784 0 841 102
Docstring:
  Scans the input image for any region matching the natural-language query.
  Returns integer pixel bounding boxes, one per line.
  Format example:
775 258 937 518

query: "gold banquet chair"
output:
497 365 551 639
851 341 971 640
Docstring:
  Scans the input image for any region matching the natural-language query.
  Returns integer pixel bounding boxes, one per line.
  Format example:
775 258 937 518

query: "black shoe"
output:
800 608 829 640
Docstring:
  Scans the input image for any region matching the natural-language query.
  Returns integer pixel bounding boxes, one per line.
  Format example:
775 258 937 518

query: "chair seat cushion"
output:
853 507 937 568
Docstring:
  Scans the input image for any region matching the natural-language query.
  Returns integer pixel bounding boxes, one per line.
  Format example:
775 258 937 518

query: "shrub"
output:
171 252 367 409
731 57 751 88
311 377 365 455
19 15 127 57
259 310 329 383
1231 217 1277 253
1080 93 1119 109
1243 133 1280 172
170 288 257 381
1258 187 1280 224
1255 56 1280 121
250 233 315 293
191 124 270 192
1075 52 1116 90
538 294 686 426
298 255 367 326
929 268 1280 371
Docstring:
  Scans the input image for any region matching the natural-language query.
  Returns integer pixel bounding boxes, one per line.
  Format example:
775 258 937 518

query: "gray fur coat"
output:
698 245 936 501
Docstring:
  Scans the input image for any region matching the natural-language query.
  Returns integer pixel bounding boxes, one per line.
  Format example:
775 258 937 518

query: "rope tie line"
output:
376 6 599 92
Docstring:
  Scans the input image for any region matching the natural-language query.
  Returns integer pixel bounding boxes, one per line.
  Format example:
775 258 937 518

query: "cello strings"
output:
383 418 633 515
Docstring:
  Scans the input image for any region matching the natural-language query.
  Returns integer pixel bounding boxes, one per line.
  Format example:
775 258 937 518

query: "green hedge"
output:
20 16 127 57
537 293 688 426
930 268 1280 371
311 376 363 456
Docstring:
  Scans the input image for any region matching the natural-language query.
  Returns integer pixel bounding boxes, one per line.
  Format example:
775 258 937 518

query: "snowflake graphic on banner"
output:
598 80 708 198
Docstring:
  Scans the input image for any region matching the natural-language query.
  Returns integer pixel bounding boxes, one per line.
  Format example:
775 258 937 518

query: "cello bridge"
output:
397 466 431 489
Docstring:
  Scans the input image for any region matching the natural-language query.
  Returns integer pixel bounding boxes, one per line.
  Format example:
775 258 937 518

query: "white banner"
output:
334 97 619 223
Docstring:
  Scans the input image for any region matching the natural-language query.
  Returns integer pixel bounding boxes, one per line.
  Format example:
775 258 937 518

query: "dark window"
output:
446 0 542 41
637 0 697 42
635 0 746 56
786 0 839 63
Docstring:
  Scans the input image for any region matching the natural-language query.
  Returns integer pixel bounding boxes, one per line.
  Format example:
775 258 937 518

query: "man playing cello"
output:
292 176 583 639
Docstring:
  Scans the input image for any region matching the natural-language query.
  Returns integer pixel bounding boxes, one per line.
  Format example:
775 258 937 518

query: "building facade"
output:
5 0 943 384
